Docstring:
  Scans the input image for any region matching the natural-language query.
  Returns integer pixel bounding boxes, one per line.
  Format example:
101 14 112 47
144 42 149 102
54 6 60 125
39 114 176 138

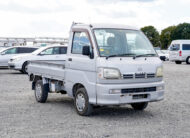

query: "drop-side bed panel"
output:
28 60 65 81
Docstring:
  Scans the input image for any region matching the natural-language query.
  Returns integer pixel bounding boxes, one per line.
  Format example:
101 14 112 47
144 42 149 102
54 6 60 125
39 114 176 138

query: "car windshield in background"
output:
182 44 190 50
170 44 180 51
94 29 156 57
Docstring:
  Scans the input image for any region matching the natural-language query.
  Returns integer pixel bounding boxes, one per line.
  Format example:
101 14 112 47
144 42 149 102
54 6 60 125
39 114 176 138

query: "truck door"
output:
66 29 96 104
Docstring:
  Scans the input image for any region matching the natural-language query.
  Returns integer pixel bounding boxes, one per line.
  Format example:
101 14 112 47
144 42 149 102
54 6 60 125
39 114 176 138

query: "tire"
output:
186 57 190 64
175 61 182 64
34 80 49 103
19 70 24 73
74 88 93 116
131 102 148 110
22 61 28 74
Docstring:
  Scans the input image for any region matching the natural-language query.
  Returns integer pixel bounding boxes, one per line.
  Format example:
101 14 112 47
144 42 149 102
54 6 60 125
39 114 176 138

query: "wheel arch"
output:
72 83 85 97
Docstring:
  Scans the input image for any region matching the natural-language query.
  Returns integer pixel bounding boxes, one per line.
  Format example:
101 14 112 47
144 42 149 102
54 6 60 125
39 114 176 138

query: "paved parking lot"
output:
0 62 190 138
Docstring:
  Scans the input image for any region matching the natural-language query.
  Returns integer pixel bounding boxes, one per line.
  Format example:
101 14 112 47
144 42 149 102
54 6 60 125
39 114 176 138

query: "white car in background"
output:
156 50 169 61
0 46 38 68
8 45 67 73
169 40 190 64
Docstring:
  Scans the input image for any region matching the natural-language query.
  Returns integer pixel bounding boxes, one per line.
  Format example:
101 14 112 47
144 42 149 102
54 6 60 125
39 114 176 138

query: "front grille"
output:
123 74 133 79
135 73 145 78
147 73 155 78
121 87 156 94
122 73 155 79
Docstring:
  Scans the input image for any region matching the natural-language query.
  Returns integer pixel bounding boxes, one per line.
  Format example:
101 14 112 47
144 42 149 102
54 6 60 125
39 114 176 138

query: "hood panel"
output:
96 57 162 74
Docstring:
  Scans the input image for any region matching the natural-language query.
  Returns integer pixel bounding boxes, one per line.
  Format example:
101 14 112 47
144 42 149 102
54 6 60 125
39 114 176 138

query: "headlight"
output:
12 57 22 62
156 66 163 77
98 68 121 79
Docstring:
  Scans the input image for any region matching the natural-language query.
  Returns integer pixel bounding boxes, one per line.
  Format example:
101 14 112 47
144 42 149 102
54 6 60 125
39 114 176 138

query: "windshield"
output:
94 29 156 57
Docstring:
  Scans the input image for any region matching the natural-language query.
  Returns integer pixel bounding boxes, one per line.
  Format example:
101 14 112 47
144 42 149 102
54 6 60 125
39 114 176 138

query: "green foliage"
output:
171 23 190 40
141 26 160 47
160 26 176 49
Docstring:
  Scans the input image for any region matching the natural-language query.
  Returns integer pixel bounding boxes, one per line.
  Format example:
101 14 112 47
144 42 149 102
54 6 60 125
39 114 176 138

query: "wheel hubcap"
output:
35 84 42 100
76 93 85 112
188 58 190 63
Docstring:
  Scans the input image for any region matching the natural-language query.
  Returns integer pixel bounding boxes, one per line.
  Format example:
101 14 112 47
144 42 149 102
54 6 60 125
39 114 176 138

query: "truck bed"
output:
28 60 65 81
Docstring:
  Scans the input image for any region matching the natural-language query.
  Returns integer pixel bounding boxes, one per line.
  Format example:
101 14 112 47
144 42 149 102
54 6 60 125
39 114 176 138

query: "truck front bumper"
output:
96 81 164 105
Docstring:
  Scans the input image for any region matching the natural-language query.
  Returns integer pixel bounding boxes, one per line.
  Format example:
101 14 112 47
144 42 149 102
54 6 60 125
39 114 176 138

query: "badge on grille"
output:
137 67 143 72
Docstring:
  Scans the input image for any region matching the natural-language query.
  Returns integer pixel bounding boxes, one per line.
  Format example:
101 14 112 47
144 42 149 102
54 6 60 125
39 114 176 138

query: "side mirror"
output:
82 46 94 59
82 46 90 56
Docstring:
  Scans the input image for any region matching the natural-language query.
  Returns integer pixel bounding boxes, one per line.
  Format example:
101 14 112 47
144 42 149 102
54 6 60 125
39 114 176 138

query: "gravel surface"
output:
0 62 190 138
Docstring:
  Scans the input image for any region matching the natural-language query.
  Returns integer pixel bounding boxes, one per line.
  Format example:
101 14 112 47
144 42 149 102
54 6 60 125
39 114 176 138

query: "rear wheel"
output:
131 102 148 110
34 80 48 103
74 88 93 116
186 57 190 64
22 61 28 74
175 61 182 64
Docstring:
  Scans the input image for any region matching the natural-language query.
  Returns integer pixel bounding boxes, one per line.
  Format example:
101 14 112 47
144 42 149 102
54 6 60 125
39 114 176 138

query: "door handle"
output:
68 58 72 61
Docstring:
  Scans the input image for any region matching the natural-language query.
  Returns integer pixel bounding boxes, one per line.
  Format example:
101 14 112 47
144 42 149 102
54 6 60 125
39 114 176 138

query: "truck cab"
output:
28 23 164 116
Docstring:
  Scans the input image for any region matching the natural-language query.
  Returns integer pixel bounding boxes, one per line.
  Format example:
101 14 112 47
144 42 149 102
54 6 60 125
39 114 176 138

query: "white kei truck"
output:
28 23 165 116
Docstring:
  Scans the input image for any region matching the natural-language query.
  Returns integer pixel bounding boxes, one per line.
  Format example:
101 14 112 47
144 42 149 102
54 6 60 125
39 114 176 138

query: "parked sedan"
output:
8 45 67 73
0 46 38 68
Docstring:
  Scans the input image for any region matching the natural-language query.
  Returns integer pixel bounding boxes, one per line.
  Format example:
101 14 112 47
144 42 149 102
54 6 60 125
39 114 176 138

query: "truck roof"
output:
73 23 139 30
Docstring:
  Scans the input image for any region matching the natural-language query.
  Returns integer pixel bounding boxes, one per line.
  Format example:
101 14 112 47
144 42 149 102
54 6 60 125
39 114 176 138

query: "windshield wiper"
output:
106 53 136 59
133 53 156 59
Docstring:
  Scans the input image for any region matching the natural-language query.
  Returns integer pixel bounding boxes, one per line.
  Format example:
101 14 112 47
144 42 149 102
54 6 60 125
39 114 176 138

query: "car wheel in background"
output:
186 57 190 64
22 61 28 74
175 61 182 64
34 80 49 103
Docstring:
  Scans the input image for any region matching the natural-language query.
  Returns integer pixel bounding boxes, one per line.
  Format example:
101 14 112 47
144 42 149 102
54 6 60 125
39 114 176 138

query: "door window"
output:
72 32 91 54
60 47 67 54
53 47 59 54
18 47 38 53
40 48 54 55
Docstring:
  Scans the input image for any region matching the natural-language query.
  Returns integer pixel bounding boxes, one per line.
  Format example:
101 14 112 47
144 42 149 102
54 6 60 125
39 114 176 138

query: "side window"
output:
53 47 59 54
4 48 17 54
72 32 91 54
60 47 67 54
40 48 53 55
182 44 190 50
18 48 28 53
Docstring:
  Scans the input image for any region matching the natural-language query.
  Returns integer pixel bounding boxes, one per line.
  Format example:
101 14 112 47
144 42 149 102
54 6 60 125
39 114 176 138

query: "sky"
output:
0 0 189 37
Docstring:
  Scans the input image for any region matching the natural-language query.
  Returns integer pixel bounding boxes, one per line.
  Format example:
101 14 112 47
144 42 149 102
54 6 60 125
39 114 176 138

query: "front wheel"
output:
74 88 93 116
34 80 49 103
186 57 190 64
131 102 148 110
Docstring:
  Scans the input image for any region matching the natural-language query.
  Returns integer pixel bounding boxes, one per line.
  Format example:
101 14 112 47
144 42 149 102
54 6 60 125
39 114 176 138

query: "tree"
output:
171 23 190 40
160 26 176 49
141 26 160 47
